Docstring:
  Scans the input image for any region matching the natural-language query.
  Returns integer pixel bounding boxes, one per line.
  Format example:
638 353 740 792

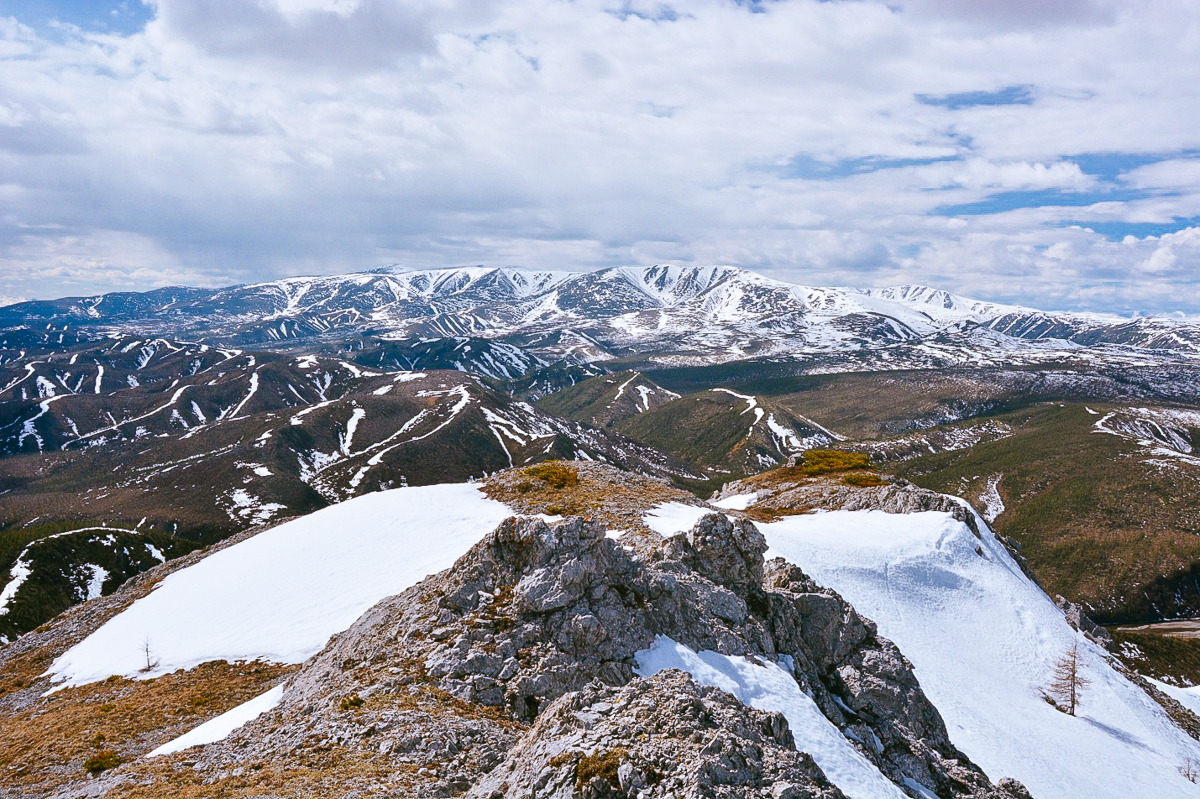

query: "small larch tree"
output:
1048 637 1091 716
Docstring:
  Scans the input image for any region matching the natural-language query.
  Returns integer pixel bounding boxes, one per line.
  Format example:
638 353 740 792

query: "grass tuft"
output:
83 750 122 775
522 462 579 489
576 748 626 790
338 693 364 711
842 472 886 487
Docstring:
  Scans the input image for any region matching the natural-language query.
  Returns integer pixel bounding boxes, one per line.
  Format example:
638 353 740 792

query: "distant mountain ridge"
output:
4 266 1199 370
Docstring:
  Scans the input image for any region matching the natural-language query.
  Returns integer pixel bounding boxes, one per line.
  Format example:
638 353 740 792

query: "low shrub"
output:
523 462 579 489
339 692 364 711
83 750 121 775
576 748 627 789
188 694 212 708
842 473 886 487
801 450 872 475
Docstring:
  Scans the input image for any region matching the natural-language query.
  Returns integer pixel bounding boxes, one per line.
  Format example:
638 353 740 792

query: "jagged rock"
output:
714 474 981 536
195 512 1029 798
466 670 848 799
974 779 1036 799
1055 596 1117 653
667 513 768 595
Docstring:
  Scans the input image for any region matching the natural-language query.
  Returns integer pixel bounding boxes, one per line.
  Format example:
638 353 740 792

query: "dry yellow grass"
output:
484 461 699 536
0 660 293 795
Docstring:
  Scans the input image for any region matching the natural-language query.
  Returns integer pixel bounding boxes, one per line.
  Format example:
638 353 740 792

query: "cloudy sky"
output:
2 0 1199 313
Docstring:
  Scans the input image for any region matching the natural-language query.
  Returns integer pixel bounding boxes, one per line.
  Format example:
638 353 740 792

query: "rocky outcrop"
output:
1055 596 1116 653
467 670 847 799
193 512 1029 798
713 474 981 535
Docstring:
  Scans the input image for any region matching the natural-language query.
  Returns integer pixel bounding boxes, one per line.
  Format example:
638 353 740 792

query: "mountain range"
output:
4 266 1199 375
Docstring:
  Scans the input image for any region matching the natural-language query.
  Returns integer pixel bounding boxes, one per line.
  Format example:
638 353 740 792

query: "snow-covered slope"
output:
863 285 1033 326
758 509 1200 799
638 499 1200 798
47 483 513 687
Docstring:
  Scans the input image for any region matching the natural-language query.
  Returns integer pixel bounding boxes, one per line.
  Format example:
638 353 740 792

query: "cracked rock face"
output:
467 670 847 799
200 512 1029 798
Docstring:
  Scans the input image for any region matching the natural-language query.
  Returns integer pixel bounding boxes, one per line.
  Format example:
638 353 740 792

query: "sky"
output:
1 0 1199 314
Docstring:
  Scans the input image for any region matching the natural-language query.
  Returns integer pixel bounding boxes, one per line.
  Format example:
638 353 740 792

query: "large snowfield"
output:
643 502 1200 798
46 482 1200 797
48 483 512 687
756 509 1200 799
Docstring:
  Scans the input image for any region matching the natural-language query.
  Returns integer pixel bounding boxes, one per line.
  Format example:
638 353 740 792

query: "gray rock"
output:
192 512 1029 798
466 670 847 799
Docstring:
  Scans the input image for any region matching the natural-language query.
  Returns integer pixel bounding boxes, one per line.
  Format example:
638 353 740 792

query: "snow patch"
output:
642 502 718 537
48 484 513 687
0 557 32 616
341 407 366 455
711 493 757 510
149 684 285 756
82 564 108 601
979 474 1005 522
225 489 286 526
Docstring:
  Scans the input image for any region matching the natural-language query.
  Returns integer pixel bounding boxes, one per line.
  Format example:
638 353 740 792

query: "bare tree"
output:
1048 637 1090 716
140 637 159 673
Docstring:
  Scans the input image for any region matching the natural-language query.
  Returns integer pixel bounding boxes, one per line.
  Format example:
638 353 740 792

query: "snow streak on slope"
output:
48 484 512 687
149 685 285 756
635 636 907 799
759 509 1200 799
979 475 1005 522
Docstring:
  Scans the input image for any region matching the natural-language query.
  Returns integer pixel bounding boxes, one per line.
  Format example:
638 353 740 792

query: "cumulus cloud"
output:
1 0 1199 312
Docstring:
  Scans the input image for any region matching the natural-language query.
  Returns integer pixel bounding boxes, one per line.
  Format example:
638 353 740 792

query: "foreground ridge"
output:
168 512 1026 798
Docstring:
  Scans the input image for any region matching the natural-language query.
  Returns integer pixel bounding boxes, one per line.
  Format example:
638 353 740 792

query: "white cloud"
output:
0 228 233 299
0 0 1199 311
898 0 1121 30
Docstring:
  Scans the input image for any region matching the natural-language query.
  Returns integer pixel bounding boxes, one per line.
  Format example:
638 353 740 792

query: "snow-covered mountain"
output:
5 265 1199 369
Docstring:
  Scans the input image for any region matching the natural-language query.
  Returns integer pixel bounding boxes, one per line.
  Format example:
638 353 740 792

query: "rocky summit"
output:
94 511 1029 798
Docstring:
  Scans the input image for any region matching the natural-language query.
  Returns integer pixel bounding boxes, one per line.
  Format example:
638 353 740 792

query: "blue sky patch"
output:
934 187 1156 217
1061 217 1200 241
5 0 152 36
1069 150 1199 182
609 3 682 22
783 154 957 180
917 85 1035 110
730 0 772 13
